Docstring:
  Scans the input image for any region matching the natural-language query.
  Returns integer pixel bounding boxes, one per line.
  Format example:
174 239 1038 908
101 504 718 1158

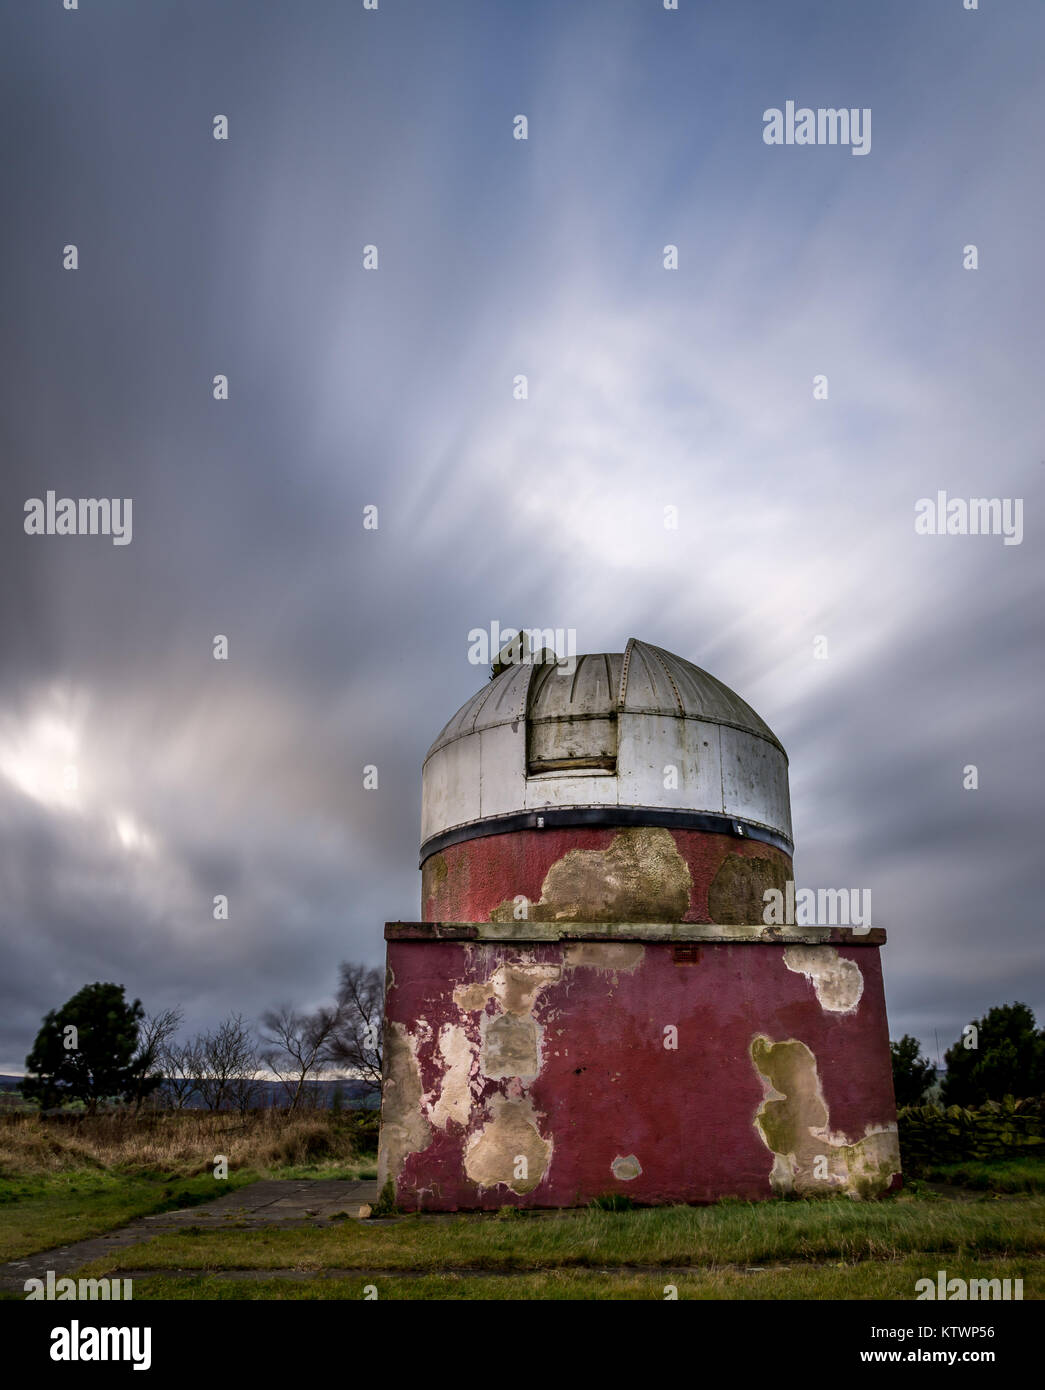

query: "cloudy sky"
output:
1 0 1041 1073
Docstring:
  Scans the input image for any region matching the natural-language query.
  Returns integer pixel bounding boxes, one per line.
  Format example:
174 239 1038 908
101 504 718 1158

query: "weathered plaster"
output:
611 1154 642 1181
427 947 652 1190
463 1095 551 1193
750 1035 899 1198
783 945 864 1014
377 1021 433 1186
490 827 692 922
454 961 562 1015
480 1010 541 1080
708 852 790 925
428 1023 475 1130
563 942 645 974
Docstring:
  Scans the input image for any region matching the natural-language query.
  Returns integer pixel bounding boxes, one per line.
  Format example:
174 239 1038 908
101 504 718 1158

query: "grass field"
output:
0 1169 258 1264
70 1179 1045 1300
77 1188 1045 1268
0 1110 375 1262
95 1256 1038 1302
2 1113 1042 1300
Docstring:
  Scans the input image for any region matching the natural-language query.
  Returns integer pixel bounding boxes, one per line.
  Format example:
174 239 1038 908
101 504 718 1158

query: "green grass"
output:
0 1154 379 1262
6 1146 1042 1301
254 1158 378 1181
0 1169 256 1263
76 1193 1045 1279
78 1255 1042 1301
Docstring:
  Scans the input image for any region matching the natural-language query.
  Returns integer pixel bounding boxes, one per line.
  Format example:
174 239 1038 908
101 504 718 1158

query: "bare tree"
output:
157 1036 202 1110
328 963 384 1096
260 1004 340 1111
229 1066 262 1116
196 1014 260 1112
131 1007 183 1113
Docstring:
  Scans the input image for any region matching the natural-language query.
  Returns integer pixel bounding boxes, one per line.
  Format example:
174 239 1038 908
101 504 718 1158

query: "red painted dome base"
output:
422 825 793 925
379 930 899 1210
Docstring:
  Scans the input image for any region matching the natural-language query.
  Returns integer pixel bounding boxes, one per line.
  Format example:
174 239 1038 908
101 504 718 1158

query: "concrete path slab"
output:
0 1178 379 1293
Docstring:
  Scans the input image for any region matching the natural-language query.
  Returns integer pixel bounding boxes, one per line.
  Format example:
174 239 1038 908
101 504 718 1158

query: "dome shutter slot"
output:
527 715 618 774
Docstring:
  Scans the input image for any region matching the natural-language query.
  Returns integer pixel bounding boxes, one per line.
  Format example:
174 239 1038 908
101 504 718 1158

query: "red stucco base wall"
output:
382 937 899 1211
422 826 792 923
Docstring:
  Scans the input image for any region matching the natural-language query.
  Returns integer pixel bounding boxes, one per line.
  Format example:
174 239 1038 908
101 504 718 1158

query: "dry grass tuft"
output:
0 1111 361 1178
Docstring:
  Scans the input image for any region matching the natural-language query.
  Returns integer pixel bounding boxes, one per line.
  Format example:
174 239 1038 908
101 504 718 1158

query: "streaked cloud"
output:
1 0 1041 1070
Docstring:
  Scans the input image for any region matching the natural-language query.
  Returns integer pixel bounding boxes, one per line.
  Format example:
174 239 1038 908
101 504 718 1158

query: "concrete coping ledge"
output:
385 921 886 946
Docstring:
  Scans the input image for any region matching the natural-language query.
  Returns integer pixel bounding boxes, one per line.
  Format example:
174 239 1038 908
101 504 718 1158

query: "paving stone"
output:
0 1179 380 1293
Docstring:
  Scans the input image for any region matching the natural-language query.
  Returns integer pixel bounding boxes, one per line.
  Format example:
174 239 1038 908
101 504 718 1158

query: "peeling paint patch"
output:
481 1011 541 1080
749 1035 899 1198
563 942 645 974
449 960 562 1087
452 979 491 1013
454 961 561 1016
377 1022 433 1187
463 1095 551 1194
611 1154 642 1181
490 827 692 922
708 853 790 925
428 1023 474 1130
783 946 864 1014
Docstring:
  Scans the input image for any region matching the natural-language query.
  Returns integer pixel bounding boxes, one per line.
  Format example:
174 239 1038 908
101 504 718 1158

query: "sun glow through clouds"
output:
0 707 83 810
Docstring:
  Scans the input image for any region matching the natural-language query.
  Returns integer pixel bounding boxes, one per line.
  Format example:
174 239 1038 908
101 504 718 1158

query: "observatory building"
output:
378 639 899 1209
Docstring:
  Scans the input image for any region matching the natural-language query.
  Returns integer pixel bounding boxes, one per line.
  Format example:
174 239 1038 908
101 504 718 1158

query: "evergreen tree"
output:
889 1034 936 1107
22 982 154 1113
941 1002 1045 1106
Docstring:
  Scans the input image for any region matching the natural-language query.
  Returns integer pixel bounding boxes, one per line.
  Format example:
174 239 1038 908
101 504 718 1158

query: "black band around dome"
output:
419 807 794 867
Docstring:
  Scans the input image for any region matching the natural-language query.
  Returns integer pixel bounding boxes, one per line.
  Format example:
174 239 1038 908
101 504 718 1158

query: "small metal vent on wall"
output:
672 943 701 964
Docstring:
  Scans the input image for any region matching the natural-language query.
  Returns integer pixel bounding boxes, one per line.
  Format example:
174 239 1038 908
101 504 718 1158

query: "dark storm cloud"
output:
1 0 1042 1069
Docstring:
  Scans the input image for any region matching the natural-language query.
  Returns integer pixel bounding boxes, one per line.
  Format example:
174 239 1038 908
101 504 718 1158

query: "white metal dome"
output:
420 639 792 861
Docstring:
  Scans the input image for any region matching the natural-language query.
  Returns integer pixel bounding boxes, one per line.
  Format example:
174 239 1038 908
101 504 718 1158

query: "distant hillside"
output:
0 1075 378 1110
